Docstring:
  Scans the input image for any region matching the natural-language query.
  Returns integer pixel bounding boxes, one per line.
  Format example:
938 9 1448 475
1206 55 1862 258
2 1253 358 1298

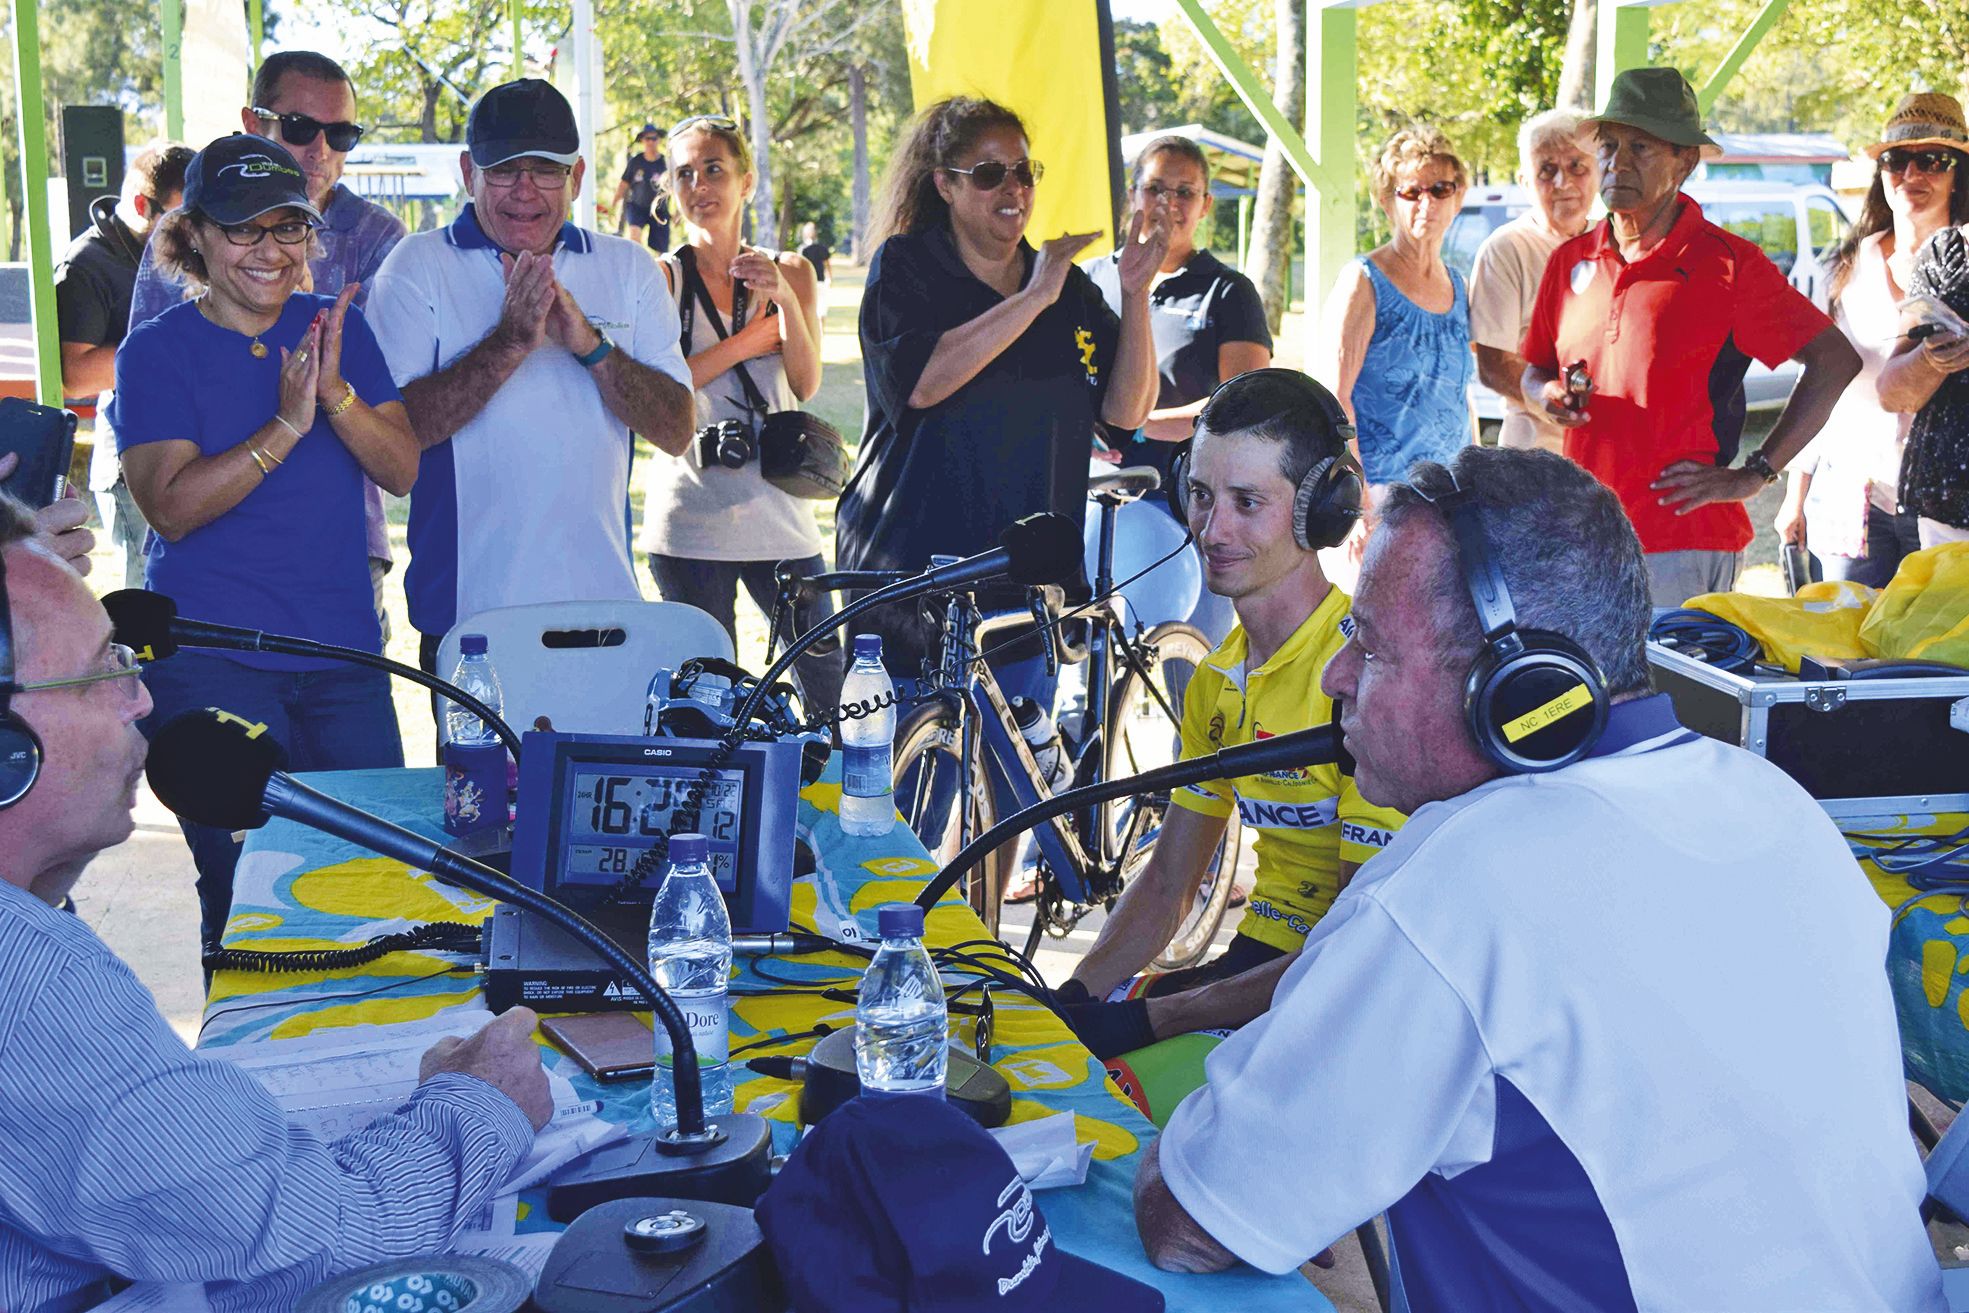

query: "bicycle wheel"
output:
892 701 1007 939
1102 621 1244 972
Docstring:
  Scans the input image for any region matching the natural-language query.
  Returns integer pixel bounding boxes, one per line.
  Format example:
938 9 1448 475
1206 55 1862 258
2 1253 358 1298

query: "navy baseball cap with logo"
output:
183 135 321 226
756 1094 1166 1311
467 78 580 168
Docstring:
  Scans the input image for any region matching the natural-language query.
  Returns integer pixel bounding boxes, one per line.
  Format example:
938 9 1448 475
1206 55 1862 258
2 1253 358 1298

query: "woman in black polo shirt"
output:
1087 135 1272 495
841 96 1164 674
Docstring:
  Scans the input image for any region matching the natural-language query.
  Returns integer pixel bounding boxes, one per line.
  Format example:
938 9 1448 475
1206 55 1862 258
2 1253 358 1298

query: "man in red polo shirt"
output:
1522 67 1859 606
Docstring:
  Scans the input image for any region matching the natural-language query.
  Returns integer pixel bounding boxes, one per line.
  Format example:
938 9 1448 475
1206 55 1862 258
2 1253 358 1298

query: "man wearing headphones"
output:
0 495 554 1311
1134 448 1942 1309
1055 369 1404 1080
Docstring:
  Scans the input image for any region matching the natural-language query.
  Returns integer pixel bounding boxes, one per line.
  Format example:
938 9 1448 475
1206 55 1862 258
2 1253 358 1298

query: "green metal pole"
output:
511 0 525 77
1306 4 1358 358
1169 0 1322 192
12 0 62 406
1595 1 1650 109
250 0 265 79
162 0 184 140
1696 0 1790 114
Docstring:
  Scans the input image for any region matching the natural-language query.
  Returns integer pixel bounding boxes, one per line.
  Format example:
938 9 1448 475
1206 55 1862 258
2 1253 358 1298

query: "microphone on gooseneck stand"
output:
104 589 523 760
724 511 1086 742
143 709 775 1208
913 723 1352 913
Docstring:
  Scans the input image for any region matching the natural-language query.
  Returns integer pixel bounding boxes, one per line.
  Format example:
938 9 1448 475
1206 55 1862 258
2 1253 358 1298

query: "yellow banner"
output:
901 0 1122 258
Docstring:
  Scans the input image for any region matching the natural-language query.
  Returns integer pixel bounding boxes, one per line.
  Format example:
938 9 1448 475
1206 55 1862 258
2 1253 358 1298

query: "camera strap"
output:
676 246 773 421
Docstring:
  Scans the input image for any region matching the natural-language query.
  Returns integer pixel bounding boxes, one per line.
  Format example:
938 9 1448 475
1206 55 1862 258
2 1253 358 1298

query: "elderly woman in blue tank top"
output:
1320 127 1474 537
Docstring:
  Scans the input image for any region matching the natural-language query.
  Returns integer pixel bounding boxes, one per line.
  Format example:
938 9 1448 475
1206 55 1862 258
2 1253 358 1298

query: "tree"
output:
1556 0 1595 110
1112 19 1183 137
1246 0 1304 331
724 0 895 247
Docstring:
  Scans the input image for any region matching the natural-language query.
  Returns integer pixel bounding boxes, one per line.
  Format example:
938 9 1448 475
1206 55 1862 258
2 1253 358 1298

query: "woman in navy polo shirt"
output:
841 96 1165 675
108 135 418 952
1087 134 1272 496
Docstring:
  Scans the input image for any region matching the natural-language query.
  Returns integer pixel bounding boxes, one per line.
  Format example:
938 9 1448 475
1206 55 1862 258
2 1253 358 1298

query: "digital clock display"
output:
560 767 744 891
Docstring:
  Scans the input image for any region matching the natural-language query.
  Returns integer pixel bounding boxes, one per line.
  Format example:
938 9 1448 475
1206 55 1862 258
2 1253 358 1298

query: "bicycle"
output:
770 467 1243 964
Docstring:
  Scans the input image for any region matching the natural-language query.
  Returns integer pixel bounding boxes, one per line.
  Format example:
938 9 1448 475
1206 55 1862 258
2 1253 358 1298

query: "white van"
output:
1447 180 1853 429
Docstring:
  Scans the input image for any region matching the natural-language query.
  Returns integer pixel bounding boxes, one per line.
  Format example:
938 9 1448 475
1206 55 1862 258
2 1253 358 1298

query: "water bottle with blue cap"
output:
856 903 947 1095
647 833 733 1127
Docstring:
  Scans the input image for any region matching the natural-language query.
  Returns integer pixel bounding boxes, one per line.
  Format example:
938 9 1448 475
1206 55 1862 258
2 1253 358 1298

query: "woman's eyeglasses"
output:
253 108 365 153
1140 183 1203 203
1882 149 1958 177
1394 180 1460 202
480 162 573 190
943 158 1043 191
215 219 315 247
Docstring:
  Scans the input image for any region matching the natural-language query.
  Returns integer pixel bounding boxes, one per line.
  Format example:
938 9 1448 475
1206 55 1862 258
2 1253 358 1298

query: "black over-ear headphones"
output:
1429 480 1608 773
0 549 45 807
1167 368 1364 552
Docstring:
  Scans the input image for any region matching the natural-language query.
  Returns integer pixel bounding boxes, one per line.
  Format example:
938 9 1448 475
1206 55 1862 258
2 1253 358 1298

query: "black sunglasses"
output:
253 108 365 153
943 158 1043 191
1881 148 1958 176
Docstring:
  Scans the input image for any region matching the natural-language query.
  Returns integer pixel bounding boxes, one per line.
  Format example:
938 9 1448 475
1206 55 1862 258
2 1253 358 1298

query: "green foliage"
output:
1113 19 1182 137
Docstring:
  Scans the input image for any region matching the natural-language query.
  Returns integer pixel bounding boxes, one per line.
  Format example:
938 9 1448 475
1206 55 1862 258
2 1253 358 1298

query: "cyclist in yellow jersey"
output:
1055 369 1405 1085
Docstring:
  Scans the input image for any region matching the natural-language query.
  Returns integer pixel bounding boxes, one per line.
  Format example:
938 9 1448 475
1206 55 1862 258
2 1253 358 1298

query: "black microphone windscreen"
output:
1000 513 1082 585
102 590 180 662
145 708 288 831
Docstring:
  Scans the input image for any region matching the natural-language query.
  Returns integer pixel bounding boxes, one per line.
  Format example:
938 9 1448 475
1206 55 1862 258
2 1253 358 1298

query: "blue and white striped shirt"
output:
0 879 533 1313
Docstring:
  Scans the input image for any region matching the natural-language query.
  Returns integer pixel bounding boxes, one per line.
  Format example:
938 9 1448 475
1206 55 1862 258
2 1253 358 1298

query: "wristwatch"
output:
1741 450 1780 486
575 332 615 369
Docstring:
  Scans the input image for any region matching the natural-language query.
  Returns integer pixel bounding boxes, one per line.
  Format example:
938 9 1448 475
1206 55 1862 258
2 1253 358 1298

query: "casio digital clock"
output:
491 731 806 1013
510 730 803 927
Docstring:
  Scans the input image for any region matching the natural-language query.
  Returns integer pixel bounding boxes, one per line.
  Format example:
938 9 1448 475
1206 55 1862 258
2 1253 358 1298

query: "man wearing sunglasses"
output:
0 493 554 1312
366 79 692 691
128 50 407 641
1520 67 1860 608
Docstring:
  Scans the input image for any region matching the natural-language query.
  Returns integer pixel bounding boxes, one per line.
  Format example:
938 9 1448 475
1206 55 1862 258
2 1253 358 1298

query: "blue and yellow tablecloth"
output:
207 765 1326 1311
1861 808 1969 1106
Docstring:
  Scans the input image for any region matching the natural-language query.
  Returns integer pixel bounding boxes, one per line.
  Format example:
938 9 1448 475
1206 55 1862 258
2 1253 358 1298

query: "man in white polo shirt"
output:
1134 447 1943 1311
366 79 692 678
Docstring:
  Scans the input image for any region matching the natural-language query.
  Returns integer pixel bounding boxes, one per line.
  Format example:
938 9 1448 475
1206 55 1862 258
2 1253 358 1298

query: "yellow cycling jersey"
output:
1170 587 1406 953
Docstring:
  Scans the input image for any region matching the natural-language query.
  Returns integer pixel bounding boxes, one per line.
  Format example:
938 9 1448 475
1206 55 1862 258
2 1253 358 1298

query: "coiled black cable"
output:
202 921 483 974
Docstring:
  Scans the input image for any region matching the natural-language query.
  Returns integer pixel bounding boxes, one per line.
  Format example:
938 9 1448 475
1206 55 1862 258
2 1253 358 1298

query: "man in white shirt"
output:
365 79 692 677
1467 110 1599 454
1134 447 1944 1312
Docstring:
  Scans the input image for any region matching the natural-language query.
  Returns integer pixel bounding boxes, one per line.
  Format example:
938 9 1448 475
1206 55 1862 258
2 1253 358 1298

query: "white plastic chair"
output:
436 600 733 737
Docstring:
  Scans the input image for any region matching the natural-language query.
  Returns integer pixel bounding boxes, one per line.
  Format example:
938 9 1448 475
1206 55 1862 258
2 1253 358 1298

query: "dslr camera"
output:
694 417 755 470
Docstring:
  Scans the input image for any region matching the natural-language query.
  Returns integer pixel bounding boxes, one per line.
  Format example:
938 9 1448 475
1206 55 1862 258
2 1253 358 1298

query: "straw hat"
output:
1582 68 1723 160
1865 93 1969 158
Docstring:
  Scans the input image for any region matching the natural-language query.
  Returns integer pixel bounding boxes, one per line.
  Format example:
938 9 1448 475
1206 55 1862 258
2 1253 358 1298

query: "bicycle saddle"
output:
1088 465 1163 506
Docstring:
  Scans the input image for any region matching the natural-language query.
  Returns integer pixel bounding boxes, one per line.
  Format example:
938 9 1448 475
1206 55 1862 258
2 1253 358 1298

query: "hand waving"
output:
1115 208 1172 299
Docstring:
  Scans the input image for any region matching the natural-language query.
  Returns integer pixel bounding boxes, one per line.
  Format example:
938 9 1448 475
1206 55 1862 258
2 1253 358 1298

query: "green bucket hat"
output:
1582 67 1723 159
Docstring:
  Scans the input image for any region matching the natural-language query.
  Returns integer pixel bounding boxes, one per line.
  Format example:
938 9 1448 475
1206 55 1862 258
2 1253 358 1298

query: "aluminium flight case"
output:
1646 641 1969 822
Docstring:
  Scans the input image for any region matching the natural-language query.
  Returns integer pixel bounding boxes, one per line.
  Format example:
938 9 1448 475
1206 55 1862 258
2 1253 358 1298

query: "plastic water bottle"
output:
856 903 947 1095
647 833 734 1129
445 634 504 746
838 634 896 837
1011 696 1070 792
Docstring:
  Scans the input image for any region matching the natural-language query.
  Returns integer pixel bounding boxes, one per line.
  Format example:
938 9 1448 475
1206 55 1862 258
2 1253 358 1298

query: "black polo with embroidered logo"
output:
1084 246 1271 487
839 223 1121 579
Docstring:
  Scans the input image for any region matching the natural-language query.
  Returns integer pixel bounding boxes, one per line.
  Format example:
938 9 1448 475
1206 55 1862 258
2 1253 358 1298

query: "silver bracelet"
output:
273 414 306 441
